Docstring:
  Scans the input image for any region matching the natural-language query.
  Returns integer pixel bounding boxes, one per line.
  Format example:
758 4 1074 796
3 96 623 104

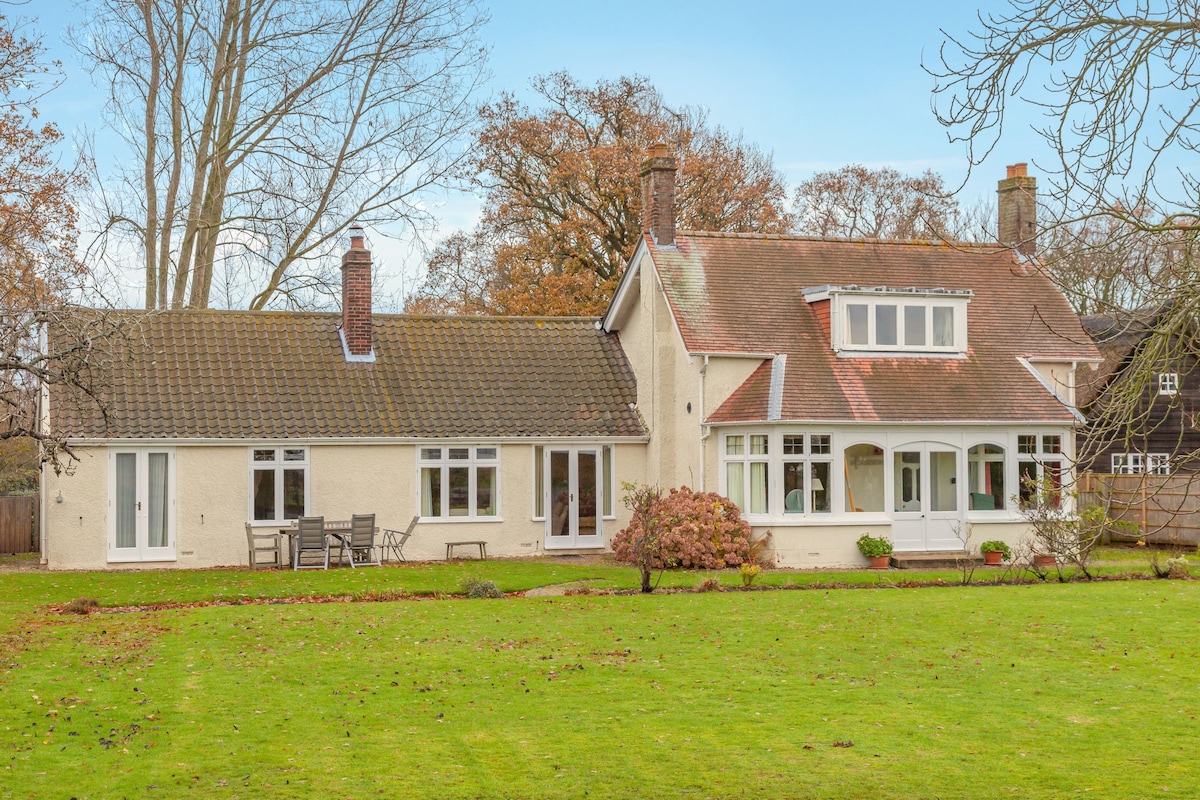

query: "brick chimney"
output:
340 224 374 361
997 162 1037 256
639 143 677 247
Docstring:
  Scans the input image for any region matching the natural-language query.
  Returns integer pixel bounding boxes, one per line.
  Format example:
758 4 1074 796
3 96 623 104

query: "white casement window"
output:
1158 373 1179 396
250 447 308 523
419 445 499 519
807 286 971 355
967 444 1006 511
723 433 770 515
1017 434 1065 506
782 434 833 515
1112 453 1171 475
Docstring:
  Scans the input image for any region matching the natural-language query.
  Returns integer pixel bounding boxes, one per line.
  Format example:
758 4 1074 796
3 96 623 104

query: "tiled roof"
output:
645 232 1099 424
52 311 644 440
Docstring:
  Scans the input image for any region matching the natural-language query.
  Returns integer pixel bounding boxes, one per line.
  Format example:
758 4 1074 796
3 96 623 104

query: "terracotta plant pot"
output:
1033 554 1055 567
869 554 891 570
983 550 1003 565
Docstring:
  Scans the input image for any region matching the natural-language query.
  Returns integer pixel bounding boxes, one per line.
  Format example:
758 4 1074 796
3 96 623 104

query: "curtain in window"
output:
422 467 441 517
726 462 744 509
115 453 137 549
750 462 768 513
147 453 169 547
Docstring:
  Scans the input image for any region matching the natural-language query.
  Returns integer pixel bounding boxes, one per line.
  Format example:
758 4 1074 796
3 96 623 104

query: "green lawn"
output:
2 562 1198 798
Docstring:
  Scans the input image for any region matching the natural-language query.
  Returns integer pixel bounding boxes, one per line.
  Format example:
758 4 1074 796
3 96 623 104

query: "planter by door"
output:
869 554 891 570
983 550 1003 565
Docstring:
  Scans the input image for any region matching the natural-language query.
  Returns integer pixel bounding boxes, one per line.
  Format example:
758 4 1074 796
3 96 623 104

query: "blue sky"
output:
30 0 1046 306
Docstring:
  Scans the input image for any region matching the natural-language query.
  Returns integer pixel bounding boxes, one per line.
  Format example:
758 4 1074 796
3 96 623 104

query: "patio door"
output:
544 447 603 549
892 445 962 552
109 448 176 562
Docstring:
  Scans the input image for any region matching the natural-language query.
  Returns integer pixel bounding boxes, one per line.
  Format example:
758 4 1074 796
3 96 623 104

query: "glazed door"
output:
892 446 962 552
545 448 603 549
109 448 176 562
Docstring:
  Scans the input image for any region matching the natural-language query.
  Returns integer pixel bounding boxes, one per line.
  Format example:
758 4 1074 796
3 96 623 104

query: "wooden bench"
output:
446 540 487 560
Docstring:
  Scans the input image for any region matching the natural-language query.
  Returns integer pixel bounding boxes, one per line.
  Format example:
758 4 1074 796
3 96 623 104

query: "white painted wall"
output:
43 441 646 570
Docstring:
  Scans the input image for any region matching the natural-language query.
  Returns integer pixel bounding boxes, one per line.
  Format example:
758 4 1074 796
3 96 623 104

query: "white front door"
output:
891 445 963 552
545 447 603 549
109 448 176 562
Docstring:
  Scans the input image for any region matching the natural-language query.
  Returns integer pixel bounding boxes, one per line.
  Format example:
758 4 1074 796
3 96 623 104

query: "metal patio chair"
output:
293 516 330 570
380 515 418 564
339 513 381 568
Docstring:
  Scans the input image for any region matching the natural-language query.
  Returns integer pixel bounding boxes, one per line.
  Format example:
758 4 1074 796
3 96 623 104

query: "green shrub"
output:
856 534 893 558
740 562 762 587
980 540 1012 560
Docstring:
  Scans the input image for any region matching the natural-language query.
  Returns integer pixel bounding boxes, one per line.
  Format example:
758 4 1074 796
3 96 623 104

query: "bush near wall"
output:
612 486 753 570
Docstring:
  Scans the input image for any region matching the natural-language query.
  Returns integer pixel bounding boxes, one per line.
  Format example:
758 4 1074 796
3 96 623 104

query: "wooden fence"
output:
0 496 37 555
1077 472 1200 545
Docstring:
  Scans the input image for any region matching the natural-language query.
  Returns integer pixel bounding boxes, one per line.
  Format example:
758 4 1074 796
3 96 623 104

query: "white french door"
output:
109 448 176 562
891 445 963 552
544 447 604 549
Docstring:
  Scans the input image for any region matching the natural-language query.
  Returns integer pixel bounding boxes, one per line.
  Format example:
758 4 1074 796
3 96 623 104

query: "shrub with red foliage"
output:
612 486 753 571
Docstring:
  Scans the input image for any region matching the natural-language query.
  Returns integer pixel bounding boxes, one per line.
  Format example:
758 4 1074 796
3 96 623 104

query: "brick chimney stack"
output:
340 224 373 360
639 143 677 247
997 162 1037 256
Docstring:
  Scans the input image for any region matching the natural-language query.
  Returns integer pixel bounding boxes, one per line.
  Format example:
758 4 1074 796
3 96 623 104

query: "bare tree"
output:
928 0 1200 287
74 0 487 311
929 0 1200 470
791 164 970 240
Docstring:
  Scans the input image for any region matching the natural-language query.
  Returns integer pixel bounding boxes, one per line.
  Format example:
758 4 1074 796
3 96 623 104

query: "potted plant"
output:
857 533 893 569
980 540 1012 565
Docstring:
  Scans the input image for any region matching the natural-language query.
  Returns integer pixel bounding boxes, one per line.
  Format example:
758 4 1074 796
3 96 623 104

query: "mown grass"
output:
1 560 1198 798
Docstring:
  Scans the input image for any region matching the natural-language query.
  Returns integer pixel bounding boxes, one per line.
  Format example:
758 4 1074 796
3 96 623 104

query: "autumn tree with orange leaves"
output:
407 73 792 316
0 15 122 471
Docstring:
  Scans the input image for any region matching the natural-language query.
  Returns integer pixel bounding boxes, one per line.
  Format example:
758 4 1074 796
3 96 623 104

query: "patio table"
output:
279 519 373 566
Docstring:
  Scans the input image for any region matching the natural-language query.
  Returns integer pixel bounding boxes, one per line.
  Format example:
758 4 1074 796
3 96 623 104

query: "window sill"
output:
418 516 504 524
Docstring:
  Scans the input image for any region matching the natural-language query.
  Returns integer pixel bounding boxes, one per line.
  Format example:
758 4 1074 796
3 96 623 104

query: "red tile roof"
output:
52 311 644 440
645 232 1099 424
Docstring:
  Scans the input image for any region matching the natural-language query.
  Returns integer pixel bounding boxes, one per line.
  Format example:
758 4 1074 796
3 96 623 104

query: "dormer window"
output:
805 285 971 355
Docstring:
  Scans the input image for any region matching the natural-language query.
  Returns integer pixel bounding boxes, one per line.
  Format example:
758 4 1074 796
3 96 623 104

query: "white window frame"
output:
1158 373 1179 396
966 442 1007 512
248 446 310 525
418 444 501 521
1017 433 1066 507
721 432 771 516
807 287 971 355
1112 452 1171 475
781 433 833 516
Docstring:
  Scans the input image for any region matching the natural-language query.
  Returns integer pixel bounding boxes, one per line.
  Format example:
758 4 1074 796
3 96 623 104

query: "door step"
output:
890 551 982 570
